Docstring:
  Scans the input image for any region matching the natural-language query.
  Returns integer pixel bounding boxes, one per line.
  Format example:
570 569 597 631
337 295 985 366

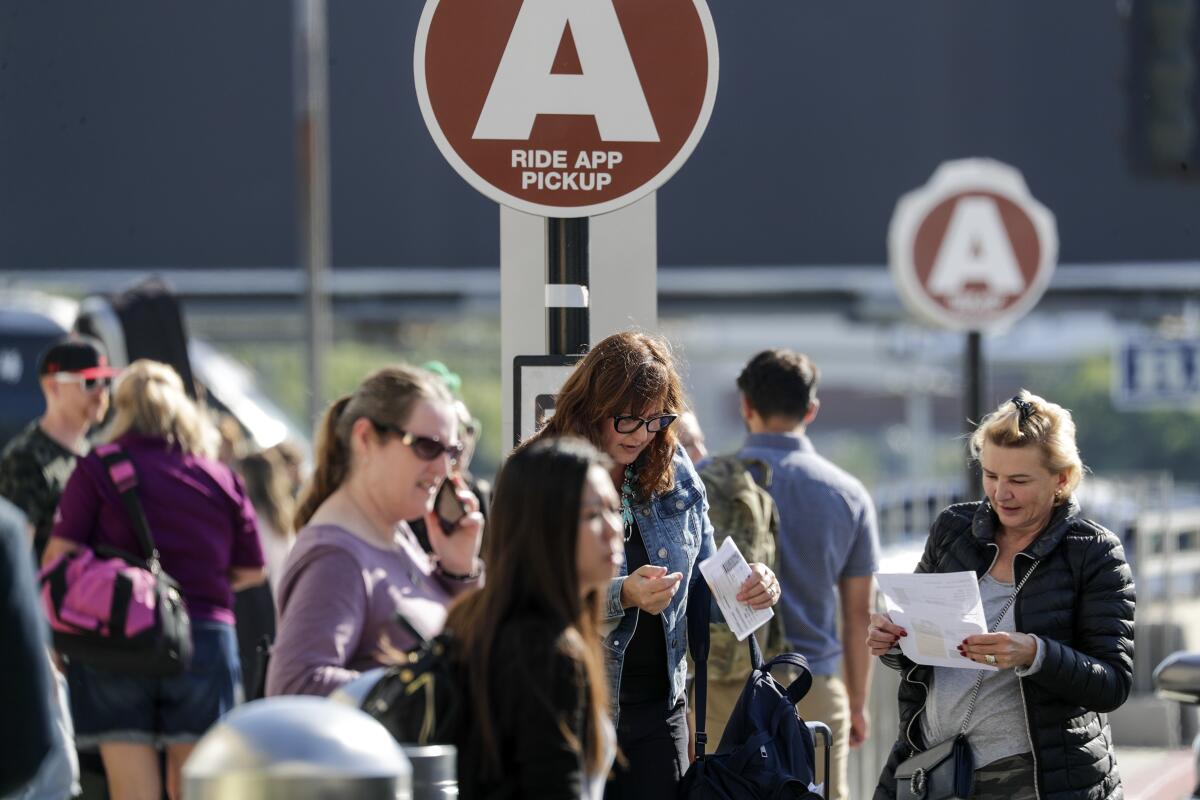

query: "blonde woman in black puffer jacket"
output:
867 391 1134 800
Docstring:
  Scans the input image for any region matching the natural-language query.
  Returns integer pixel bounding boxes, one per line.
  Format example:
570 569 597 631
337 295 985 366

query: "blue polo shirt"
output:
740 432 880 676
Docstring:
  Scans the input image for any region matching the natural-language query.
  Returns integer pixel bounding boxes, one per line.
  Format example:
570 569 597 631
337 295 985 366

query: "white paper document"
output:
874 571 996 671
698 537 774 642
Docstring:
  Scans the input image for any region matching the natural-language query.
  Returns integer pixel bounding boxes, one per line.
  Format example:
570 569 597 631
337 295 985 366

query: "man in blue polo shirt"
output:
737 349 880 800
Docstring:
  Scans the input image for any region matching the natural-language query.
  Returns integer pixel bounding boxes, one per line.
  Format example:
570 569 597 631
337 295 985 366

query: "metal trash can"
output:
402 745 458 798
183 696 412 800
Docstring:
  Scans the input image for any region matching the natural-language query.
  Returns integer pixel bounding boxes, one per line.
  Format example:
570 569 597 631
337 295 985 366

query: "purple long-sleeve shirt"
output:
266 522 479 697
52 433 265 625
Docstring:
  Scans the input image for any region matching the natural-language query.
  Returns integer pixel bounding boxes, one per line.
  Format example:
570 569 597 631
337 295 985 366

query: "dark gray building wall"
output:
0 1 1196 271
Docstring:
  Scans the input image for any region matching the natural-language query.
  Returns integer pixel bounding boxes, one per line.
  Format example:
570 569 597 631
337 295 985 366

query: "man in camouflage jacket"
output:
0 337 115 559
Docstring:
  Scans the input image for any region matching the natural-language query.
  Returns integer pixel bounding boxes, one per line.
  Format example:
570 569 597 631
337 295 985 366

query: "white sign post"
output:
415 0 720 454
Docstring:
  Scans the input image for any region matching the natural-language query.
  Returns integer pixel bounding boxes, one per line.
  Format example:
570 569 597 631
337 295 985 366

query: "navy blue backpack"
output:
680 579 825 799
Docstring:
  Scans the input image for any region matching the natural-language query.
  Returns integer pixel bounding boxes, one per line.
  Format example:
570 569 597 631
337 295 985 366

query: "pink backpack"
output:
39 443 192 676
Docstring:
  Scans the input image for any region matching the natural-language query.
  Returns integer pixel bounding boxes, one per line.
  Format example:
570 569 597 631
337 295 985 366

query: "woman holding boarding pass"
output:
529 331 782 799
867 391 1134 800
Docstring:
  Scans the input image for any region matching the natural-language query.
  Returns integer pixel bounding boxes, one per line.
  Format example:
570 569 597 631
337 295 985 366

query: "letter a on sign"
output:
927 197 1024 296
887 159 1058 331
473 0 659 142
415 0 719 217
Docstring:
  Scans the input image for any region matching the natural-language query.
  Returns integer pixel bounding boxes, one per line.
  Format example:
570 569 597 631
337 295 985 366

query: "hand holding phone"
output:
434 478 468 535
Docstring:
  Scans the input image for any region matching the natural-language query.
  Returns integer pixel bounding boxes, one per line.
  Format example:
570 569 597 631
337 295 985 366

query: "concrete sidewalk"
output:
1119 747 1194 800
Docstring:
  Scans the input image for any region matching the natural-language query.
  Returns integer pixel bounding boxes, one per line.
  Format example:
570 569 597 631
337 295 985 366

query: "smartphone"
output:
434 478 467 534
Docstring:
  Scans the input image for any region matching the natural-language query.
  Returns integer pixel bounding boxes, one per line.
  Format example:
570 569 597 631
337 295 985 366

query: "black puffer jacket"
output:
874 499 1135 800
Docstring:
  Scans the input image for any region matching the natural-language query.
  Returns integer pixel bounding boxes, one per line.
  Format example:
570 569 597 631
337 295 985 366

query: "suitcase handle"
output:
806 721 832 800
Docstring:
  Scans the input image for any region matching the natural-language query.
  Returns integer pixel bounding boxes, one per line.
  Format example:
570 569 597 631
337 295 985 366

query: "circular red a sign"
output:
888 159 1059 331
414 0 719 218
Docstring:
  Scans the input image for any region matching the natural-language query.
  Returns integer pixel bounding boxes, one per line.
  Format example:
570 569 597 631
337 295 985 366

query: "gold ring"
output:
985 654 997 666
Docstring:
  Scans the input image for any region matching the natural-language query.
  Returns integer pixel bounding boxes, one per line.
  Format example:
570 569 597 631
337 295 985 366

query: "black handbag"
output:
895 734 973 800
893 561 1040 800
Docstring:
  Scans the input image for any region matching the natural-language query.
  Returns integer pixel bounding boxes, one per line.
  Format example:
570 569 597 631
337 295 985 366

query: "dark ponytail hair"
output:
293 366 452 530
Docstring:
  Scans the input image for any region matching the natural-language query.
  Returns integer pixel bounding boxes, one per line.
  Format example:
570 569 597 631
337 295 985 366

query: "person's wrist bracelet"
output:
437 559 480 581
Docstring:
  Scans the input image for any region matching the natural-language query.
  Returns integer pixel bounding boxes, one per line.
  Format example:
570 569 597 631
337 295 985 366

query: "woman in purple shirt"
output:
43 359 266 800
266 365 483 698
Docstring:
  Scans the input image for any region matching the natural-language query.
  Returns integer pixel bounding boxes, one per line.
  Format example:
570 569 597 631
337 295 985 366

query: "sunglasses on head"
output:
370 420 465 463
611 413 678 435
52 374 112 392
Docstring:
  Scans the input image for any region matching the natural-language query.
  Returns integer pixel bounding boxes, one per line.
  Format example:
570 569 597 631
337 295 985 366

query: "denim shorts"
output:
68 620 242 749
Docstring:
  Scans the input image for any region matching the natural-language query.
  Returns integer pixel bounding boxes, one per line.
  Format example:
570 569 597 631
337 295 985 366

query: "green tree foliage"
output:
223 318 503 480
1019 356 1200 483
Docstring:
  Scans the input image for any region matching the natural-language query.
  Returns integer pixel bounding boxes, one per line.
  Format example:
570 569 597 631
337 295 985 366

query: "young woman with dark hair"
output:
266 365 483 697
449 436 621 799
531 331 783 799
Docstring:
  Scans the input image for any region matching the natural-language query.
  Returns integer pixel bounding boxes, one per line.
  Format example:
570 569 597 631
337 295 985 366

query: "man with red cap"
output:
0 336 118 560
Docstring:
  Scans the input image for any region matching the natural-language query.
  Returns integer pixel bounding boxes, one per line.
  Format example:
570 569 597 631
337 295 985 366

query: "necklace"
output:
620 465 636 542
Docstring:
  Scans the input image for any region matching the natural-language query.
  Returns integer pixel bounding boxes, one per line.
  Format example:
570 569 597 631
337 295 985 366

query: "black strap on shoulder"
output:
96 445 159 566
686 576 713 757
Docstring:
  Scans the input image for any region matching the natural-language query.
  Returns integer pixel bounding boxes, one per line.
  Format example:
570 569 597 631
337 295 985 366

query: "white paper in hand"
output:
698 537 774 642
874 571 996 671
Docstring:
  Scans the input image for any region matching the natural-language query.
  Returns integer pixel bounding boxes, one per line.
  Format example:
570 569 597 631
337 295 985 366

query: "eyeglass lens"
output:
410 437 456 461
372 420 463 462
614 415 677 434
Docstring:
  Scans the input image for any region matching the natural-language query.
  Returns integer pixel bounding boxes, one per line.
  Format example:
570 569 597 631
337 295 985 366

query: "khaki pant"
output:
690 671 849 800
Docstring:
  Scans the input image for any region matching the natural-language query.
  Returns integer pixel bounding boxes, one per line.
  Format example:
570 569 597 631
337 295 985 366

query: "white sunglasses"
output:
52 373 112 392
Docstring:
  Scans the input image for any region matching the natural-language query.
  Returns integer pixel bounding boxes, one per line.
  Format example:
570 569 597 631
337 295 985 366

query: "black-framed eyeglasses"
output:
52 374 112 392
612 414 678 435
370 420 465 463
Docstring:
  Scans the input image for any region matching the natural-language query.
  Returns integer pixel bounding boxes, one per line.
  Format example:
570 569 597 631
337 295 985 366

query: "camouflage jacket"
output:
0 420 79 558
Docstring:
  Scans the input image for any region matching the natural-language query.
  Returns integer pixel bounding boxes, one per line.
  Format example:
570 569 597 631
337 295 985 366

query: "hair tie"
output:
1011 396 1035 426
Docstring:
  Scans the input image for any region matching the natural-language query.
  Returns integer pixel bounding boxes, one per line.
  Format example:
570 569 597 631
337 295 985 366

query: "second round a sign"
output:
414 0 719 217
888 159 1059 332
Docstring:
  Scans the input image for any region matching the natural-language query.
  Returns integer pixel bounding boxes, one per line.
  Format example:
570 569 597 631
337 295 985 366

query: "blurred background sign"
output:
413 0 719 217
1114 336 1200 410
888 158 1059 333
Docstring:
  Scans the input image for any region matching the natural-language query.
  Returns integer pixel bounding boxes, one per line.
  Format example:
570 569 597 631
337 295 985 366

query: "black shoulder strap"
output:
95 444 159 566
686 576 713 757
